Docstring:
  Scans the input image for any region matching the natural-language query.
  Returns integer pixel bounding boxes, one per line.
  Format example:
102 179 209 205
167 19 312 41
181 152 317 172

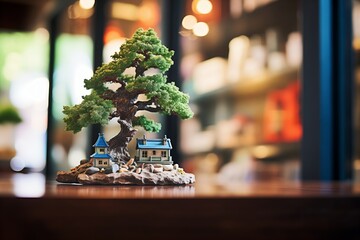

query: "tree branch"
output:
118 79 127 90
135 99 154 109
102 90 116 100
109 111 119 120
102 76 118 83
136 99 161 112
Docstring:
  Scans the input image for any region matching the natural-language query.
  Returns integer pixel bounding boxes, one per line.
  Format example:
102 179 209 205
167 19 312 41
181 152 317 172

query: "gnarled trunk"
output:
108 119 137 162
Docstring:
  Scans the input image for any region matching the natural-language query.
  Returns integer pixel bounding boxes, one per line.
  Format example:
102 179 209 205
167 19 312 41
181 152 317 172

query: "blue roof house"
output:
91 133 113 168
135 135 173 165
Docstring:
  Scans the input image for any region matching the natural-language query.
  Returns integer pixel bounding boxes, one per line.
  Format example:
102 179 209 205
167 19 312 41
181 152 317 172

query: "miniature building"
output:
91 133 113 168
135 135 173 165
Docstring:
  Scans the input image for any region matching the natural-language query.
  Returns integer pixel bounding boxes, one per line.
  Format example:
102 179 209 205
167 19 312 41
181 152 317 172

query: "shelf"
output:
197 0 299 60
190 66 299 103
183 141 300 161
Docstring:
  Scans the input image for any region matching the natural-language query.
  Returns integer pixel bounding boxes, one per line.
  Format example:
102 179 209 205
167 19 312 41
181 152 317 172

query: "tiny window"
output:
153 150 156 155
98 160 103 164
99 148 105 153
104 161 107 165
142 151 148 157
161 151 166 157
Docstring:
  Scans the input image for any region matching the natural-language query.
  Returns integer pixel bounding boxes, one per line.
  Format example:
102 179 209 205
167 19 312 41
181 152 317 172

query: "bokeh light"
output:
79 0 95 10
193 22 209 37
195 0 213 14
182 15 198 30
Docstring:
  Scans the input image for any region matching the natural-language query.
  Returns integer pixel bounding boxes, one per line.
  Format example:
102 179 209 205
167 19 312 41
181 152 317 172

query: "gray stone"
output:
104 167 114 174
84 167 100 175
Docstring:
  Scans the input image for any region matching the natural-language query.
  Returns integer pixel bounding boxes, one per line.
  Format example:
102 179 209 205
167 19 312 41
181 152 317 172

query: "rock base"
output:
57 161 195 185
78 171 195 185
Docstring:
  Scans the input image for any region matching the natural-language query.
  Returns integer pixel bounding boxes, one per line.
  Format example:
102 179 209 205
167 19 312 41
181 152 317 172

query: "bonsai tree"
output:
63 28 193 161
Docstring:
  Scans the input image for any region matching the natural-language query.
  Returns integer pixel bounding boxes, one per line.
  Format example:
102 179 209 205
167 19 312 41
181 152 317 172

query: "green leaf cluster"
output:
63 92 113 133
133 115 161 132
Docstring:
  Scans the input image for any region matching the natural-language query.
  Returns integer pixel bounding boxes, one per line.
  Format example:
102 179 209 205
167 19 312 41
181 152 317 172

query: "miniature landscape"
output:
56 28 195 185
57 134 195 185
57 158 195 185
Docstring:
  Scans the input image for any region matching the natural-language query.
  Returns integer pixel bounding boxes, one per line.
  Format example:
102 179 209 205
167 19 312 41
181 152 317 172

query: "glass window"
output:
153 150 156 155
98 148 105 153
99 160 103 165
142 151 148 157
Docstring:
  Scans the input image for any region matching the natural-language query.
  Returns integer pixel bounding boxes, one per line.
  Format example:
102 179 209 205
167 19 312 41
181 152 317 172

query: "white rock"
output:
163 165 173 171
153 167 163 173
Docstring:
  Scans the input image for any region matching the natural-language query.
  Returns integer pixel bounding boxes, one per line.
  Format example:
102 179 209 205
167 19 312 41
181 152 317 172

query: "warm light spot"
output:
79 0 95 10
193 22 209 37
138 1 160 27
195 0 213 14
104 25 123 44
111 2 139 21
252 145 279 159
354 38 360 50
68 2 94 19
103 38 126 63
182 15 197 30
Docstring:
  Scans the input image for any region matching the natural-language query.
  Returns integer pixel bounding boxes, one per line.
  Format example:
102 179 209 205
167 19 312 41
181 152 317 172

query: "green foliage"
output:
126 74 166 93
0 104 22 124
133 115 161 132
63 28 193 134
63 92 113 133
84 28 174 96
148 82 194 119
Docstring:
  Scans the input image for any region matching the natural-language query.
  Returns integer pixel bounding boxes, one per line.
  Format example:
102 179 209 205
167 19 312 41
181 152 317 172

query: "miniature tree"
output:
63 29 193 161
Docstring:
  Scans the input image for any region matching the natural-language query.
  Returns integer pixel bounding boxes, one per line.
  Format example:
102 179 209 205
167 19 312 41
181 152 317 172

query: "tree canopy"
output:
63 28 193 134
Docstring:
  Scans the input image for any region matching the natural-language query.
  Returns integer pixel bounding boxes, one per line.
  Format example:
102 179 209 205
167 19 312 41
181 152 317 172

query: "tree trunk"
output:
108 119 137 162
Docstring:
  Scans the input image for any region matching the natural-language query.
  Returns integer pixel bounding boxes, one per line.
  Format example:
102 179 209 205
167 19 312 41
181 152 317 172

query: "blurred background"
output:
0 0 358 183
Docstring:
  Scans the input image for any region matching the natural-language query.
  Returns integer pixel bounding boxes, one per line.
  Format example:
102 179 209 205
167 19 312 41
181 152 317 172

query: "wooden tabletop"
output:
1 173 360 240
1 173 360 198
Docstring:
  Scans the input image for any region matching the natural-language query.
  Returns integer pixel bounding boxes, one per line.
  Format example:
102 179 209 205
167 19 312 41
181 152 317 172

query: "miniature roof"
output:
90 152 112 159
136 138 172 150
93 133 109 148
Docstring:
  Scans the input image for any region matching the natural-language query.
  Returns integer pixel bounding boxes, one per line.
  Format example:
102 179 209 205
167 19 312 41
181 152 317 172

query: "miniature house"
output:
135 135 173 165
91 133 113 168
